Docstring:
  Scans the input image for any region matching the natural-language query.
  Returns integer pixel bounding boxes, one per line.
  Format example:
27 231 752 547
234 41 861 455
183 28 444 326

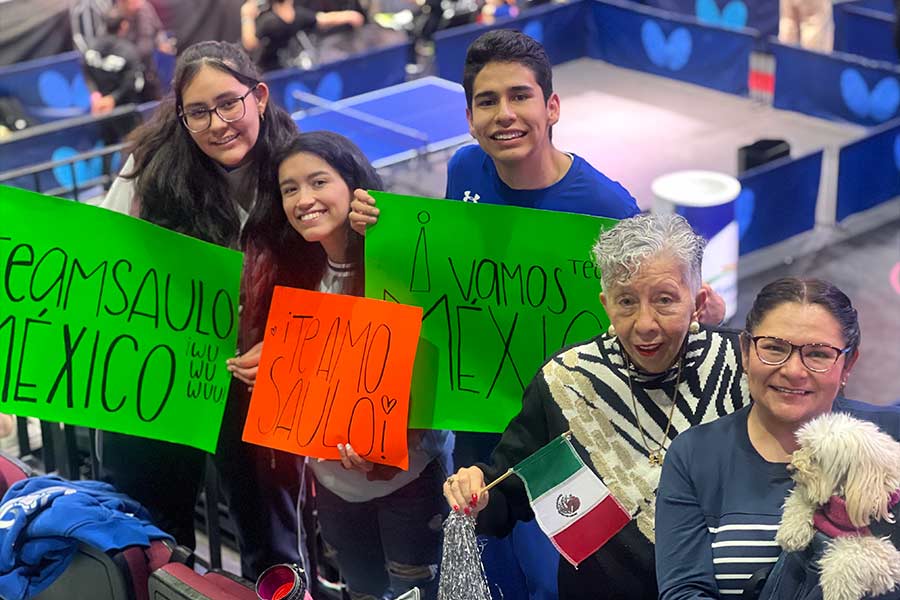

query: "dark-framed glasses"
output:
745 334 851 373
179 84 259 133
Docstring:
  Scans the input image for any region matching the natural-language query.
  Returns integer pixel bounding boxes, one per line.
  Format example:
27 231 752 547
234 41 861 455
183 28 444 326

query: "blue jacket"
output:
0 476 172 600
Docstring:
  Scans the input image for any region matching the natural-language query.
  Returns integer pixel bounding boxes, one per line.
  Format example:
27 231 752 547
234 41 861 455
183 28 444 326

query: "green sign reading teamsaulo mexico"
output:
364 191 617 433
0 185 242 452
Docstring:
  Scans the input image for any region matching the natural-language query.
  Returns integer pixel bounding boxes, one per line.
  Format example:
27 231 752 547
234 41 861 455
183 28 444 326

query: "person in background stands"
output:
778 0 834 52
83 8 151 117
116 0 173 99
241 0 364 72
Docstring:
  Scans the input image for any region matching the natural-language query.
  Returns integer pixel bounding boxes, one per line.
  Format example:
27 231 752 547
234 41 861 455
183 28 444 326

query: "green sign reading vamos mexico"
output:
365 191 616 433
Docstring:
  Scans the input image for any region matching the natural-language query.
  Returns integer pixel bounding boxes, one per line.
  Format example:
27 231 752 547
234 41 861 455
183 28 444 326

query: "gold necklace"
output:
623 349 683 467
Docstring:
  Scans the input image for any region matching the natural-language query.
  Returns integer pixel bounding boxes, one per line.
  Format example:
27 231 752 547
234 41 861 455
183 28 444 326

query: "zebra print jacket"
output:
476 325 750 600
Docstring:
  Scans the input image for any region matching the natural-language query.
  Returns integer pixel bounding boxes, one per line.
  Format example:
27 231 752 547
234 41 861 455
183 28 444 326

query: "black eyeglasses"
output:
744 334 851 373
178 84 259 133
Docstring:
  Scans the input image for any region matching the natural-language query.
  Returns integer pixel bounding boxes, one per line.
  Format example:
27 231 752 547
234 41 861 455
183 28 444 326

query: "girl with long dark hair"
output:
236 131 452 600
99 40 305 580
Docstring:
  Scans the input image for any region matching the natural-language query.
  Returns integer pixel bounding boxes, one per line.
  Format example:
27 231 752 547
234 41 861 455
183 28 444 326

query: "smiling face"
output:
742 302 857 427
465 61 559 168
600 253 702 374
180 65 268 168
279 152 352 257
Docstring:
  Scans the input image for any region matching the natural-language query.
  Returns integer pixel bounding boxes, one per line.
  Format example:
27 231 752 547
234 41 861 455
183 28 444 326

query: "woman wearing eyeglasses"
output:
655 277 900 599
98 41 305 580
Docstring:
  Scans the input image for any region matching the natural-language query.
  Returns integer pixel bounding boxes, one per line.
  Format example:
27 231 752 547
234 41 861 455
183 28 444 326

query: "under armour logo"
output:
462 191 480 203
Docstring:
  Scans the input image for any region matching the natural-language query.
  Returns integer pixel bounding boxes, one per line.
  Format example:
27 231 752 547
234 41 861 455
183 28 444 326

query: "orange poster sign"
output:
242 286 423 469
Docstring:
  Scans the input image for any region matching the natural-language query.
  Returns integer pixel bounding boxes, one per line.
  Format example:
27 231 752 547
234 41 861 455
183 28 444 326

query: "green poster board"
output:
0 185 242 452
364 192 616 433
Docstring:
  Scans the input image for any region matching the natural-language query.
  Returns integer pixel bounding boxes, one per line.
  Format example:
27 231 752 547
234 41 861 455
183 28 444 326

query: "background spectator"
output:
116 0 173 99
241 0 364 72
83 8 150 116
779 0 834 52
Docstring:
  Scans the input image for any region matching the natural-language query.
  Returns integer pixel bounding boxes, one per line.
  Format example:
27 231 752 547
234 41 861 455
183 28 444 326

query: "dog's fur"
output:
776 412 900 600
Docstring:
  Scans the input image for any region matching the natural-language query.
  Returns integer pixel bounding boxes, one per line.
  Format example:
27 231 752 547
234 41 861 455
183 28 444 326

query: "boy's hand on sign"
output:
349 189 380 236
444 466 490 516
226 341 262 386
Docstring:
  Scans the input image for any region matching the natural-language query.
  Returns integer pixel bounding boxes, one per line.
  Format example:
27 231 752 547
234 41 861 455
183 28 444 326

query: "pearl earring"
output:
689 321 700 334
607 324 616 337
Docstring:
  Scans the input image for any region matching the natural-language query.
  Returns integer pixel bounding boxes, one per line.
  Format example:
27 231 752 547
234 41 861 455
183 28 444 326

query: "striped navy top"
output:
708 515 783 595
655 405 792 599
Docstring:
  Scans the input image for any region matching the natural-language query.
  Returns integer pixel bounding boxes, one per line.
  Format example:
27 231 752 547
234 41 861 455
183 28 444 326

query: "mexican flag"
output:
513 434 631 566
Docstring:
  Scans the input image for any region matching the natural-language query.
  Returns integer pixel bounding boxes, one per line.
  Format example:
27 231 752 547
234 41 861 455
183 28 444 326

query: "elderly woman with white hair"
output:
442 213 751 600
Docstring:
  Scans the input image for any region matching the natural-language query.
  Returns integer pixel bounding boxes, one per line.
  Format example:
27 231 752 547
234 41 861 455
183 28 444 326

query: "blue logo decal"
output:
523 21 544 44
696 0 748 28
735 189 755 239
642 20 692 71
51 143 104 188
284 72 344 113
38 70 91 110
840 69 900 122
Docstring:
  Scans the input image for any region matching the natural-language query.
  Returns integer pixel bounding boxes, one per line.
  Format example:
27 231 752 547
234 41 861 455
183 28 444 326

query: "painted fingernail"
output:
464 507 470 515
472 494 478 503
337 443 344 451
452 505 459 512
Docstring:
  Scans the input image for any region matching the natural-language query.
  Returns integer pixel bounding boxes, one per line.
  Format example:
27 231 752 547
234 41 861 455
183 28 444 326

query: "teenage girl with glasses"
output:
99 41 306 581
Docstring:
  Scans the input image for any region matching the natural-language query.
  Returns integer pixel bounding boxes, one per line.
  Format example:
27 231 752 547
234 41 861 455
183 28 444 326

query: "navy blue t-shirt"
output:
445 144 640 219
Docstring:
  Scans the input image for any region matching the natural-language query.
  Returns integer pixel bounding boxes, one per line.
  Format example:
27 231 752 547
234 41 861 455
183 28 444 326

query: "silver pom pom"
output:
437 512 494 600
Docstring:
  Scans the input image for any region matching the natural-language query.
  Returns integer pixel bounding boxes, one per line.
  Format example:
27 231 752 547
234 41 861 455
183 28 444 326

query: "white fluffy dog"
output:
776 412 900 600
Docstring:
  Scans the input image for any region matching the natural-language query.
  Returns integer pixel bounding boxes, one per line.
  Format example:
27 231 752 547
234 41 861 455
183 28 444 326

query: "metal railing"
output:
0 142 129 200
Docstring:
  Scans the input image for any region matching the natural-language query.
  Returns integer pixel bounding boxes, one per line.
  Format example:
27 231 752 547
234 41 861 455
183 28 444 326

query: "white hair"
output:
592 213 706 294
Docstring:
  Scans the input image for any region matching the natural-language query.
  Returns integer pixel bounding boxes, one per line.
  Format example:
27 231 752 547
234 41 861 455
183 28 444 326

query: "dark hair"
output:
240 131 383 347
744 277 861 358
123 41 297 248
462 29 553 108
104 8 127 34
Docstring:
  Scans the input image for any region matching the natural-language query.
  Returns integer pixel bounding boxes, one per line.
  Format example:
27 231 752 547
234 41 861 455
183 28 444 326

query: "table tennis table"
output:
291 76 473 169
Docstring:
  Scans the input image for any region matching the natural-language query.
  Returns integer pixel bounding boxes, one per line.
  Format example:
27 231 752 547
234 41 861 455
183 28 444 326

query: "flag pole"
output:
478 468 514 494
477 430 573 495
